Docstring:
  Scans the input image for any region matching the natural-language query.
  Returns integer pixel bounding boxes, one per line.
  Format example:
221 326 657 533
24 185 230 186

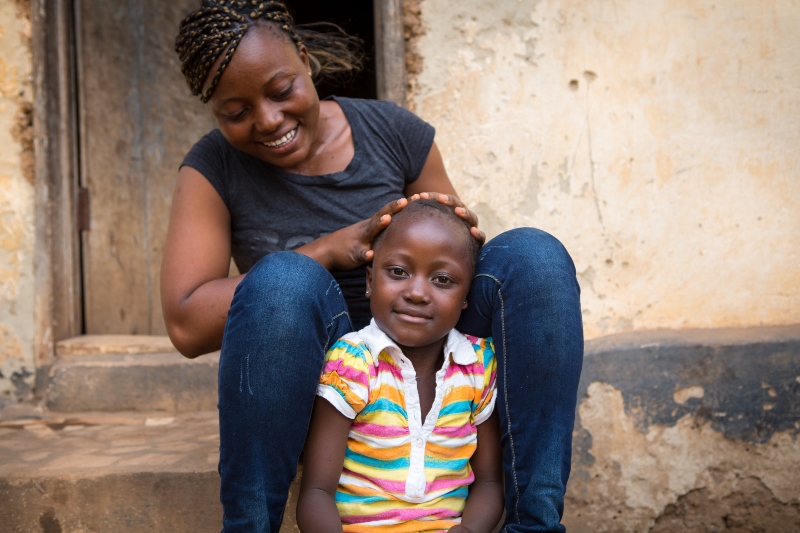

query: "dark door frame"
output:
30 0 408 363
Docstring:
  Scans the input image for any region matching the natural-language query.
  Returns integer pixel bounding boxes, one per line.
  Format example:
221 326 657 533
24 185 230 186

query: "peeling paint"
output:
565 327 800 530
565 381 800 532
0 0 35 406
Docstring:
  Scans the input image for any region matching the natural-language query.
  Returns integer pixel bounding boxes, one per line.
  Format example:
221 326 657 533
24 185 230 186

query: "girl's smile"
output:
366 215 473 361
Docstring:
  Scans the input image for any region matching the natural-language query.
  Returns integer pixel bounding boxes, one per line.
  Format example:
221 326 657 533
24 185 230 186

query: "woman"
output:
163 2 583 532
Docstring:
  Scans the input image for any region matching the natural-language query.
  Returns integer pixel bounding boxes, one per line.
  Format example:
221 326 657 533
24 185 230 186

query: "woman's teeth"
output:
263 128 296 148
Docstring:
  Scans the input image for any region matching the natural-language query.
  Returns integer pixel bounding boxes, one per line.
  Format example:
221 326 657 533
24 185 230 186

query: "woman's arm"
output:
450 410 505 533
294 197 408 270
406 142 485 244
161 167 410 358
296 397 353 532
161 166 242 357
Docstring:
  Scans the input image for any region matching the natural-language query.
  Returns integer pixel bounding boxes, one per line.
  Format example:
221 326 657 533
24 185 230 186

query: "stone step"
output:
0 409 302 532
46 335 219 412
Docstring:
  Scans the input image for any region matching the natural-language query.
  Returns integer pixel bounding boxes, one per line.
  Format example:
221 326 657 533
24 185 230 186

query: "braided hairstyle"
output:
175 0 364 102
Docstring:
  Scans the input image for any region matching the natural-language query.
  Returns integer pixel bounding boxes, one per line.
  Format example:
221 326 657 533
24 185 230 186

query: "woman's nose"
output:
254 101 282 133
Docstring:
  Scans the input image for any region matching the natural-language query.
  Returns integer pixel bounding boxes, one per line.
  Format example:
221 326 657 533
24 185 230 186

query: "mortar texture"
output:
411 0 800 339
0 0 34 406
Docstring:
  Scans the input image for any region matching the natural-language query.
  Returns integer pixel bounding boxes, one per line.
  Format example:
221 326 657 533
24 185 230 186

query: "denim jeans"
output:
217 228 583 532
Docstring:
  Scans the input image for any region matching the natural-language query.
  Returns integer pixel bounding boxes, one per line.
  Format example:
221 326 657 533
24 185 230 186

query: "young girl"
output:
297 199 504 533
164 2 583 531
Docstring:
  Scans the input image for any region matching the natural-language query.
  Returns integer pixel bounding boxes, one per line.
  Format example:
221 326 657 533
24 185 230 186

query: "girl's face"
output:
207 25 320 172
366 216 473 357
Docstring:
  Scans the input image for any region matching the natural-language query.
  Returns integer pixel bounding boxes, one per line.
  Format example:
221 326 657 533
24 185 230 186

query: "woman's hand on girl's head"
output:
295 197 409 271
410 192 486 246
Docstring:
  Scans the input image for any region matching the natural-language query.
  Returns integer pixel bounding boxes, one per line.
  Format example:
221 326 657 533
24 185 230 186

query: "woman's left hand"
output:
410 192 486 246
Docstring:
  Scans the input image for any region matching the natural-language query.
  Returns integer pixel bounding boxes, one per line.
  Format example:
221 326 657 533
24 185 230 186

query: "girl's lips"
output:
394 310 432 324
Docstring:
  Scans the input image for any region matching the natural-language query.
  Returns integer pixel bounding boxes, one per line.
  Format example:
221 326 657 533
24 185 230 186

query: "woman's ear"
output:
297 43 311 72
365 265 373 298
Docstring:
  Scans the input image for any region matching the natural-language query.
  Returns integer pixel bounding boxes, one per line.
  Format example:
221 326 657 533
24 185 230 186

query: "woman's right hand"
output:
296 197 409 271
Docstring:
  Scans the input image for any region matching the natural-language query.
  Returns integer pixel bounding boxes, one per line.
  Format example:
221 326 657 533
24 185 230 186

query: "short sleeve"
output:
335 97 435 186
180 129 230 207
385 104 436 184
470 337 497 426
317 338 374 419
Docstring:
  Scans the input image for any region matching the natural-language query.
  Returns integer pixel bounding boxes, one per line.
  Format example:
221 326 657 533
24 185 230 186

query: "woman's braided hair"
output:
175 0 365 102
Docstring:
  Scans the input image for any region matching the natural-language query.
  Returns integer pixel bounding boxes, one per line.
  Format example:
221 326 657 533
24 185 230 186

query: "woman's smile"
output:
259 126 297 148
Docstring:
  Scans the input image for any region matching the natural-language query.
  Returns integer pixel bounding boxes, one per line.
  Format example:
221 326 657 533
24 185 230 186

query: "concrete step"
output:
46 335 219 412
0 409 302 532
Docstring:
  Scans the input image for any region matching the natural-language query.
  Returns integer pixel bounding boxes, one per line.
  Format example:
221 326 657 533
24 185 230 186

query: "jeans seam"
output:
499 283 521 525
326 310 349 331
476 273 521 526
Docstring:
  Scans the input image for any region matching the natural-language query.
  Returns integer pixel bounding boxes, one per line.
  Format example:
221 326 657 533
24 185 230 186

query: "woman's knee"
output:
229 252 342 334
238 252 333 303
480 227 576 278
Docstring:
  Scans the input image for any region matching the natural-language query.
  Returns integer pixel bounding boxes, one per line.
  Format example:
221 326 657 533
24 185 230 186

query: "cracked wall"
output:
410 0 800 339
0 0 35 406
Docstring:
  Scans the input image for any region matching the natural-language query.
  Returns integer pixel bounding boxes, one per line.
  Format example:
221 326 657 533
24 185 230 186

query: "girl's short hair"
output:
373 199 482 272
175 1 364 102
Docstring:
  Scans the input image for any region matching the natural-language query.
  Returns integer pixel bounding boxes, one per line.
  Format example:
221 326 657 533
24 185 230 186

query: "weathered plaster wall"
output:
0 0 35 406
410 1 800 530
410 0 800 340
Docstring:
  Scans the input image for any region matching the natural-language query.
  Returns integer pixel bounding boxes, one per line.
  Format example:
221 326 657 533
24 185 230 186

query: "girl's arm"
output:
450 410 505 533
296 397 353 532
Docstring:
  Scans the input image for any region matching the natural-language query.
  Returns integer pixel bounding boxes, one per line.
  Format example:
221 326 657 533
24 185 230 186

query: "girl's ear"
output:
461 299 468 310
365 265 373 298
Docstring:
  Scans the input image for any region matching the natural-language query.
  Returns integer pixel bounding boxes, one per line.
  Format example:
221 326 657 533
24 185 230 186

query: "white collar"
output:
358 319 478 367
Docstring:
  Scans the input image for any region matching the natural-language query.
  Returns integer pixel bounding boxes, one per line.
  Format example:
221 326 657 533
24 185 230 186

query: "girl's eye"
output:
433 275 453 285
388 267 407 277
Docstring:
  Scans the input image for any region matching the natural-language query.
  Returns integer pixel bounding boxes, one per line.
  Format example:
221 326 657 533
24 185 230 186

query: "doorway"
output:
71 0 378 335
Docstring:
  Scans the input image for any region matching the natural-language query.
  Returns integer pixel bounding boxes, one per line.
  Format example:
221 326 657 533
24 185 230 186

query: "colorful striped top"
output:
316 320 497 533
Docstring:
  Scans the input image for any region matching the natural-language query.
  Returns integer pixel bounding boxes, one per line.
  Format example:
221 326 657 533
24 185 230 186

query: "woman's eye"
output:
225 109 247 121
273 85 293 100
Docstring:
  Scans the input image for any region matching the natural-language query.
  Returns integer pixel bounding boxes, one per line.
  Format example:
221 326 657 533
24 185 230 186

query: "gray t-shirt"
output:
181 96 435 325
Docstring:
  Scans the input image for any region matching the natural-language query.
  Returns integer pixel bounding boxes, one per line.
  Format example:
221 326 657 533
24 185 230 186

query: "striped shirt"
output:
316 320 497 533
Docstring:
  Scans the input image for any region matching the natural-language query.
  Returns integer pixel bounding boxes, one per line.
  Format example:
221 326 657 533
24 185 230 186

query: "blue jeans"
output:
217 228 583 532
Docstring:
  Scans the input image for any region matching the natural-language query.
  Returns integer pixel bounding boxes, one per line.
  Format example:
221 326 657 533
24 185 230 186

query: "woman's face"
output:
207 25 320 171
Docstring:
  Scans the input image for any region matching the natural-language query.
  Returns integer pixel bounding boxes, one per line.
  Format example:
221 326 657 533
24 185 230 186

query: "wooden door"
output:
75 0 214 334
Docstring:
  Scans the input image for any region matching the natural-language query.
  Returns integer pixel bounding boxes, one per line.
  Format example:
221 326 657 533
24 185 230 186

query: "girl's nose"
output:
404 277 430 304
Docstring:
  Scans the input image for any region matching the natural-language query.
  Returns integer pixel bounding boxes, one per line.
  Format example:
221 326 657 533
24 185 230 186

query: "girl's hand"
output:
297 198 409 271
410 192 486 245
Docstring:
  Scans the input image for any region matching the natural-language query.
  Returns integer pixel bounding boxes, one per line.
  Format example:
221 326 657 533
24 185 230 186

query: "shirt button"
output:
415 439 423 446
